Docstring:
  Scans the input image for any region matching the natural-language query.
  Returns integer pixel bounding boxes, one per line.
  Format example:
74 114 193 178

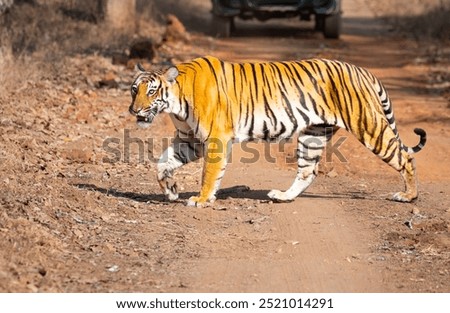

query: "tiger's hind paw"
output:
392 191 417 203
267 189 295 203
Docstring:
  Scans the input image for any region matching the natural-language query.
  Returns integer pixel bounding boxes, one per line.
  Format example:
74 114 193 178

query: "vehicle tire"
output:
315 14 324 31
323 13 341 39
212 15 234 38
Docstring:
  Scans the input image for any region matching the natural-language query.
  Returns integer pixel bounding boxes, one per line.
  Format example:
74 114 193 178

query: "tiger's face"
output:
129 65 179 128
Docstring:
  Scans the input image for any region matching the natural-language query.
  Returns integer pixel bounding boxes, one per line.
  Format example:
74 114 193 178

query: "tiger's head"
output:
129 64 179 128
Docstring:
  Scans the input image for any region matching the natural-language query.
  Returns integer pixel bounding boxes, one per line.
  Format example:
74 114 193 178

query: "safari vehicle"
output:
211 0 342 38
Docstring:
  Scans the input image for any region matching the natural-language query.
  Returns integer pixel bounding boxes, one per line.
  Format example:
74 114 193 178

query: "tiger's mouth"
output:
135 106 158 128
136 114 155 128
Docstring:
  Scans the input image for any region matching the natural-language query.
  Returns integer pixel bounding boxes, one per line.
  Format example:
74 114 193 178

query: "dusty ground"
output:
0 0 449 292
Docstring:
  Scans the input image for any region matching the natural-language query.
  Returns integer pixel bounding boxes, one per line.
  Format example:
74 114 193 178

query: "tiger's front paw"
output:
187 195 216 207
165 189 179 201
392 191 416 203
159 178 179 201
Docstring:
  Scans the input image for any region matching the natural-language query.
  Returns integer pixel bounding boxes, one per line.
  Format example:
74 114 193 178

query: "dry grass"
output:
366 0 450 40
0 0 165 97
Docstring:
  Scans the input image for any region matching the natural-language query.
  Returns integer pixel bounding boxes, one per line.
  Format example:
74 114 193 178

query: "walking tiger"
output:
129 56 426 207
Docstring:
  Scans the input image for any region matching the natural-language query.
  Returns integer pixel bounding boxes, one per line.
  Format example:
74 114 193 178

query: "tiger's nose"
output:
129 104 139 115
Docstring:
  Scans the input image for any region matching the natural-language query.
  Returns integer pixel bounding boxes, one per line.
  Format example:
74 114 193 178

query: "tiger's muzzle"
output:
129 104 158 128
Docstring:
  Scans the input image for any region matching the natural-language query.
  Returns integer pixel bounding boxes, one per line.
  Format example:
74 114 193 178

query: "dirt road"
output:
0 0 449 292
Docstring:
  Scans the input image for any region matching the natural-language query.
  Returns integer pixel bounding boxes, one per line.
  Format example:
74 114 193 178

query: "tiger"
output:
129 56 426 207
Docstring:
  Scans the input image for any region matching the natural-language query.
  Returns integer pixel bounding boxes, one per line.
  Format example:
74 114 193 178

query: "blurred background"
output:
1 0 449 67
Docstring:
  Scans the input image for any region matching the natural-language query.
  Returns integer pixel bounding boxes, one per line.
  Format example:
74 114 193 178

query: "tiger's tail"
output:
374 76 427 154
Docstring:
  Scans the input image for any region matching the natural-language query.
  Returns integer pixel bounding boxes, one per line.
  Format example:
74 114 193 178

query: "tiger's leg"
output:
157 134 203 201
268 125 336 202
187 136 232 207
361 125 418 202
392 153 417 202
350 113 418 202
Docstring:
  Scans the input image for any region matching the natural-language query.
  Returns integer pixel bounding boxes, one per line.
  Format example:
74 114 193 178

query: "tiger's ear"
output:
164 67 179 83
136 63 146 72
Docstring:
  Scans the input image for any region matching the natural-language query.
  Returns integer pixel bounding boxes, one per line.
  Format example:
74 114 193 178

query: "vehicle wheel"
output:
212 15 234 38
323 13 341 39
315 14 324 31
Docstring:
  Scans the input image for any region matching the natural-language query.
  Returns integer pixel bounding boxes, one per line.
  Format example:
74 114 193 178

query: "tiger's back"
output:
177 58 406 146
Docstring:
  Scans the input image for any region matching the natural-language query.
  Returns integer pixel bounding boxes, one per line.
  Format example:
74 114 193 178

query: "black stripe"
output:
240 64 251 128
289 62 310 112
372 124 387 155
290 62 305 86
231 63 237 84
248 108 255 138
271 63 298 132
246 65 256 137
202 57 222 108
238 63 244 124
300 139 323 150
355 68 375 135
384 103 393 115
345 63 366 135
382 143 397 163
296 108 310 126
307 92 320 118
310 60 325 83
183 96 189 120
282 62 310 114
260 64 277 127
322 62 340 124
251 63 258 96
337 63 355 130
262 120 269 141
220 60 226 80
262 92 277 127
194 117 200 136
276 122 287 138
297 62 321 95
302 154 321 163
328 61 349 126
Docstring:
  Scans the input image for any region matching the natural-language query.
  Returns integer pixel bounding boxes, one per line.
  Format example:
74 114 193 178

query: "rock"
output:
326 169 338 178
107 265 119 272
404 220 413 229
247 216 269 224
129 39 156 60
163 14 190 43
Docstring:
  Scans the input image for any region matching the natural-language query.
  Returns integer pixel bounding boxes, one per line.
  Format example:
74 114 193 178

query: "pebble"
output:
107 265 119 272
326 169 338 178
213 207 227 211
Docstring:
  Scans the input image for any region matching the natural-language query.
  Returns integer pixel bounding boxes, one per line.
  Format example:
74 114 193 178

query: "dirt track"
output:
0 0 449 292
